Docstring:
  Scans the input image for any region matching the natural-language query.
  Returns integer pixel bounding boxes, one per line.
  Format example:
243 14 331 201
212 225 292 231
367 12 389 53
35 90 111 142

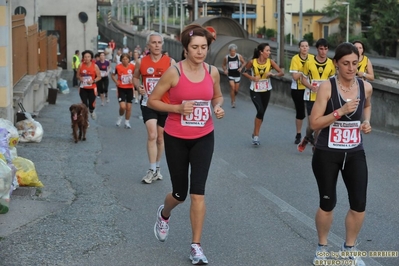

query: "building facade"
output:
11 0 99 70
0 1 13 120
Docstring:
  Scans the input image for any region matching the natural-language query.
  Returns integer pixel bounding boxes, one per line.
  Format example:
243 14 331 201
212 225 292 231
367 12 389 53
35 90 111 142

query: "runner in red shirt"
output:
133 33 176 184
111 53 135 129
76 50 101 120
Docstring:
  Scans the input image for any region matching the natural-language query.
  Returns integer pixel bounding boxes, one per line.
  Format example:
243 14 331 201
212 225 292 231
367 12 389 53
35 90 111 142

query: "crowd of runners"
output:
72 27 373 266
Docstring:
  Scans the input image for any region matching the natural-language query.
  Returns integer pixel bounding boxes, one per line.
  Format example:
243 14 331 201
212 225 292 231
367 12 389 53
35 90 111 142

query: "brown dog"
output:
69 103 89 143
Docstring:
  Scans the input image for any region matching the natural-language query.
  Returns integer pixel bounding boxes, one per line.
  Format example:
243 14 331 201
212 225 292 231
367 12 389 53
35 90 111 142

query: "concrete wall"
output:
12 0 99 70
0 0 13 121
221 73 399 135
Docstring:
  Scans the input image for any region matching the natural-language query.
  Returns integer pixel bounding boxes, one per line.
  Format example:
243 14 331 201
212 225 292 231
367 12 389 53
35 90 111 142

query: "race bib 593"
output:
181 100 211 127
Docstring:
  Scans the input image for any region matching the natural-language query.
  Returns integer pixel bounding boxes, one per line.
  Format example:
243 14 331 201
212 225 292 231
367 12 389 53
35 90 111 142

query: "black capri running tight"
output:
249 90 271 120
312 149 368 212
79 88 96 112
164 131 214 202
290 89 306 120
97 77 109 95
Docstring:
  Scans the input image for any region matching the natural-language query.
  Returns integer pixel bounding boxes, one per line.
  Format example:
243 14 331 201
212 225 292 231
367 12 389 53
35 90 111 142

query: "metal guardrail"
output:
104 20 399 83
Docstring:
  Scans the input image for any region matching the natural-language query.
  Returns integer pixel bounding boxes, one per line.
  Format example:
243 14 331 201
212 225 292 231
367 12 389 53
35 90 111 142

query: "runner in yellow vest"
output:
72 50 80 87
352 40 374 81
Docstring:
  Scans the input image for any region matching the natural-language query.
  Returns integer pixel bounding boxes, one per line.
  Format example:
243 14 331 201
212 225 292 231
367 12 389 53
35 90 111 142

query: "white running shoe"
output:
154 205 169 242
190 243 208 265
340 242 366 266
142 169 156 184
124 120 131 129
134 99 138 104
116 116 123 127
106 97 110 103
153 167 163 181
90 111 97 120
252 135 260 146
313 244 329 265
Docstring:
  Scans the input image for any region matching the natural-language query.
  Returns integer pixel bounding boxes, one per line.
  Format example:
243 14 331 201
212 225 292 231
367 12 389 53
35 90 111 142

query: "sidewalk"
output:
0 69 120 242
0 71 79 236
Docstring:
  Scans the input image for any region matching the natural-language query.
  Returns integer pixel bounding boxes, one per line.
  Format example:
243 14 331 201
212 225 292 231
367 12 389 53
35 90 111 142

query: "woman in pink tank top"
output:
147 24 224 265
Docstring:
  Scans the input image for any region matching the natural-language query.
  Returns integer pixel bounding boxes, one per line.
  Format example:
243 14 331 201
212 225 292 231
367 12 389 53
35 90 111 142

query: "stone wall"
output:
220 73 399 135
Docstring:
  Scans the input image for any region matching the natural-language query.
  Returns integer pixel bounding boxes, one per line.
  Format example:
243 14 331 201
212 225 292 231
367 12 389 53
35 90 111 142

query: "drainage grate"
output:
12 187 36 196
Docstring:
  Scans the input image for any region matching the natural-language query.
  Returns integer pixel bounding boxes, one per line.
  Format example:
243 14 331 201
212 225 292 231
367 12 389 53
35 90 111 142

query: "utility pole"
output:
159 0 162 33
299 0 303 40
194 0 198 20
277 0 285 69
279 0 285 69
239 0 242 25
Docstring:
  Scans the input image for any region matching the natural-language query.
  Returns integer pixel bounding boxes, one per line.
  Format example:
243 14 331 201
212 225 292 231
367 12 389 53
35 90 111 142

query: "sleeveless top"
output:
96 60 110 79
357 55 369 79
140 55 171 105
289 53 314 90
250 58 273 92
79 63 97 89
114 63 135 89
164 61 214 140
316 77 365 152
302 56 335 101
226 54 241 77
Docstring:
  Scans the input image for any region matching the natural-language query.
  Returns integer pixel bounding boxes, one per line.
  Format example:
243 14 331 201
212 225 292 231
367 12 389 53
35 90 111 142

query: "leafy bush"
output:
257 26 266 35
303 32 314 46
285 33 294 44
326 33 341 49
265 28 276 39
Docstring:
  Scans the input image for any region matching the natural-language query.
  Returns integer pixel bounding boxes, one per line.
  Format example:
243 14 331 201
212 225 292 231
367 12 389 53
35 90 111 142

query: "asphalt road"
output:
0 69 398 266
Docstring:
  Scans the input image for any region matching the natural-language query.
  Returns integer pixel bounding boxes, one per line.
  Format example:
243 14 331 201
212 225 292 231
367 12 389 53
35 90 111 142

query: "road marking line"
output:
232 170 248 179
217 158 229 166
253 186 383 266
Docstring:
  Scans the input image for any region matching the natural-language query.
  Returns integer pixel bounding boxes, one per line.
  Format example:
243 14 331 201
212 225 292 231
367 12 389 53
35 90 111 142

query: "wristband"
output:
333 110 341 119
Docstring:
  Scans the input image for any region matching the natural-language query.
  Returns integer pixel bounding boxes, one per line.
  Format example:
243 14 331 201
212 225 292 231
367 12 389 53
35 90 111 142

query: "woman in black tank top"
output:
308 43 373 265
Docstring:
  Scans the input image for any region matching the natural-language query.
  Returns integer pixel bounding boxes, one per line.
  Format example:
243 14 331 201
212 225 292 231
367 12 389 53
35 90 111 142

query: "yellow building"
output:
255 0 330 38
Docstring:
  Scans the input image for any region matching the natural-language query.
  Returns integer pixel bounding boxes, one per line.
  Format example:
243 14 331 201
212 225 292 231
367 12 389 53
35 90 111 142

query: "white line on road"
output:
253 186 383 266
232 170 248 179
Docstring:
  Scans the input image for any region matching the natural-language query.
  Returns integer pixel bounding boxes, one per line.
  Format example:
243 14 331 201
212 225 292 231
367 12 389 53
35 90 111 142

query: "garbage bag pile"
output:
0 118 44 214
15 113 43 143
57 78 70 94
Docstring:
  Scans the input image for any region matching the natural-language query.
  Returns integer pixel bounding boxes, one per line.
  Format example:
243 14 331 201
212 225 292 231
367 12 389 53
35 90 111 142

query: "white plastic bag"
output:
0 159 12 214
0 118 19 147
15 113 43 143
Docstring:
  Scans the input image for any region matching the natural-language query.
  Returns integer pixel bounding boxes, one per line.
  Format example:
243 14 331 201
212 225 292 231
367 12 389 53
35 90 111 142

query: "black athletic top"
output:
316 77 365 152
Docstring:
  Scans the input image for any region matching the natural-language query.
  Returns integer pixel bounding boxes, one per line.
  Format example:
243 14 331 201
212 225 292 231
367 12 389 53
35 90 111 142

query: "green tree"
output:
322 0 361 44
369 0 399 56
354 0 378 27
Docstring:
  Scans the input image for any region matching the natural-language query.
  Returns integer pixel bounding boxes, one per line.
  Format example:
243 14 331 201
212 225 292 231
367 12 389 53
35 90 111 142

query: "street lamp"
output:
286 3 292 46
340 1 350 42
180 1 188 35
